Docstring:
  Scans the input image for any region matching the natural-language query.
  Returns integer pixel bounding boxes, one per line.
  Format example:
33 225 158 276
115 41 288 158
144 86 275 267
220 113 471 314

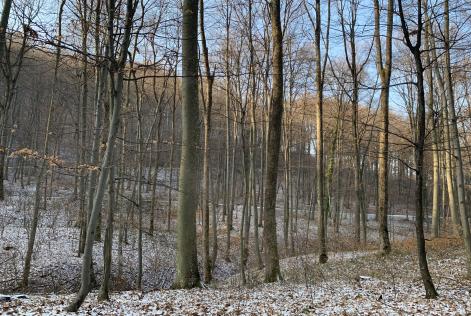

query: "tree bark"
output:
374 0 393 254
423 6 440 239
98 163 115 301
66 0 137 310
173 0 201 289
428 19 461 237
223 0 232 262
200 0 214 283
306 0 330 263
263 0 283 282
442 0 471 276
398 0 438 299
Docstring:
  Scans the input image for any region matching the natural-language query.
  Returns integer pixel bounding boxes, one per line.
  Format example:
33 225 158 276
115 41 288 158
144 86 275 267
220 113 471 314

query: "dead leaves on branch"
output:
10 148 99 172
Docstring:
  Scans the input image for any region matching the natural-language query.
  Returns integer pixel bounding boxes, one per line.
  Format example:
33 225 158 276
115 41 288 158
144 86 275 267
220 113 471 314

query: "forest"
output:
1 0 471 314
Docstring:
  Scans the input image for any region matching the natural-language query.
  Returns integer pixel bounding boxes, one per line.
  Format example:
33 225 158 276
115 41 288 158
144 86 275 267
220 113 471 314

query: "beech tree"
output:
5 0 471 310
263 0 283 282
173 0 200 289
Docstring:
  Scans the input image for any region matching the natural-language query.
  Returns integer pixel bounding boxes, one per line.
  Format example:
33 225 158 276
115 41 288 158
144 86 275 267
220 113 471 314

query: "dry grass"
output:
280 236 468 287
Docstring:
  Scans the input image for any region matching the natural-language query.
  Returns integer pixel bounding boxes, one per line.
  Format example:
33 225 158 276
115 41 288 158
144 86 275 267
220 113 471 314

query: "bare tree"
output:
374 0 393 255
173 0 201 289
67 0 138 310
263 0 283 282
441 0 471 276
22 0 67 288
305 0 331 263
397 0 438 299
200 0 215 283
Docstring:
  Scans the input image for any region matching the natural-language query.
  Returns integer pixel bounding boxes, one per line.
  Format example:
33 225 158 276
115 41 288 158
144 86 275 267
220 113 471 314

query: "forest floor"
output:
1 183 470 315
3 240 471 315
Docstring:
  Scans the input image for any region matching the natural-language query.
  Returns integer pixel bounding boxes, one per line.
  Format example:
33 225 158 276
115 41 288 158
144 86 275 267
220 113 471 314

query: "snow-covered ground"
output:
0 183 239 293
2 182 469 315
3 246 471 315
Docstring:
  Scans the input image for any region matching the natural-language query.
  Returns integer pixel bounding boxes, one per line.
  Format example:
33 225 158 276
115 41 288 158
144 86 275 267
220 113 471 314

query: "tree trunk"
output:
136 80 144 290
98 163 114 301
88 0 107 244
263 0 283 282
173 0 201 289
283 125 290 251
21 0 66 287
79 0 90 246
309 0 329 263
0 0 13 202
398 0 438 298
443 0 471 275
374 0 393 254
200 0 214 283
67 0 137 310
0 0 13 63
423 9 440 239
223 0 233 262
428 23 460 236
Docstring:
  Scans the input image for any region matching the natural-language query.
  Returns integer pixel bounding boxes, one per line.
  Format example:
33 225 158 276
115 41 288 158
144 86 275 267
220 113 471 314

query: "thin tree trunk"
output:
283 125 290 251
167 61 178 232
398 0 438 298
21 0 66 287
0 0 13 201
423 7 440 238
247 0 263 269
67 0 137 310
223 0 231 225
442 0 471 275
0 0 13 63
200 0 214 283
211 166 219 270
305 0 330 263
240 114 250 284
88 0 107 243
223 0 233 262
374 0 393 254
429 27 460 236
136 79 144 290
225 110 237 261
79 0 90 246
98 162 114 301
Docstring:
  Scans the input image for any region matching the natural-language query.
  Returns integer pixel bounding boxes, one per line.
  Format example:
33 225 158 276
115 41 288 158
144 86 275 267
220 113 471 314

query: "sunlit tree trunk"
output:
306 0 330 263
374 0 393 254
428 22 460 236
423 6 440 239
442 0 471 275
